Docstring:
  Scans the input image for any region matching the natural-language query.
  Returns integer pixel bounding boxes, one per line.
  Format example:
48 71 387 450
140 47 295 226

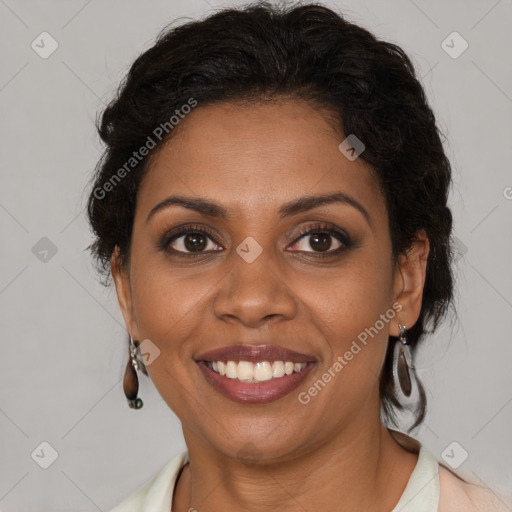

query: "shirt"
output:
107 442 509 511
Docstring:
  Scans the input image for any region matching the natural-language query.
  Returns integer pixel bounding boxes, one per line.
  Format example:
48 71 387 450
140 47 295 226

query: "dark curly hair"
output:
86 1 454 430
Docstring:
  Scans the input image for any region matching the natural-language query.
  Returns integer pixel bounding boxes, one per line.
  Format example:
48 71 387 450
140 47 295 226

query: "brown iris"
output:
309 233 331 252
184 233 208 252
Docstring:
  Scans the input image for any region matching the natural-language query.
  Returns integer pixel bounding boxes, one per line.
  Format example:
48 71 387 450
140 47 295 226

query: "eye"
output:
161 225 223 255
170 233 220 253
160 222 352 257
288 223 350 254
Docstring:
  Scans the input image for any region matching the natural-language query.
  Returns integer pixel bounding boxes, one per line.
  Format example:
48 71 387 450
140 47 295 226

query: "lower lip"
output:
196 361 315 404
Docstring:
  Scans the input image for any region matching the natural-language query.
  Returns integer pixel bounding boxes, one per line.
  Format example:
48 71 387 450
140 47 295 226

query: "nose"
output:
212 249 298 329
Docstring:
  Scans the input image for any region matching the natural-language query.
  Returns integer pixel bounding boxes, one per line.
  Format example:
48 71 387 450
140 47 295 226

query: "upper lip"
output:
196 344 316 363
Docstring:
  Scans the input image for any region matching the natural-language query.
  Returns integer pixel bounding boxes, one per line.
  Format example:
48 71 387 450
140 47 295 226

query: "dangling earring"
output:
123 334 143 409
392 324 416 405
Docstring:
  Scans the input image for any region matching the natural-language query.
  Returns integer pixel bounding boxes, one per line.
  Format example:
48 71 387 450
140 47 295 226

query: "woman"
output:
87 2 507 510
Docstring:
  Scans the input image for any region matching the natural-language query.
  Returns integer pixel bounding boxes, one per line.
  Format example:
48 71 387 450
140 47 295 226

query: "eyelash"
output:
159 222 353 259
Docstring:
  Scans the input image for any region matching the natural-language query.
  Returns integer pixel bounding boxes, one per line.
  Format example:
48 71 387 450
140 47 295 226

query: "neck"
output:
173 415 418 512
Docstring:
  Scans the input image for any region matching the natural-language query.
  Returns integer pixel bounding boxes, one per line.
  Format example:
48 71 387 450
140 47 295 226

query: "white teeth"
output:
225 361 238 379
208 360 308 381
254 361 273 381
237 361 254 381
272 361 285 378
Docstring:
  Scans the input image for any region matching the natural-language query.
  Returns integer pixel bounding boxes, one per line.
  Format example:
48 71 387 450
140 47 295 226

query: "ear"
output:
111 246 136 337
390 230 430 336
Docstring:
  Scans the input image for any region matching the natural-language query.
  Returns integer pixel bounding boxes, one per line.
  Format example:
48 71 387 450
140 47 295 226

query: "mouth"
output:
196 344 316 403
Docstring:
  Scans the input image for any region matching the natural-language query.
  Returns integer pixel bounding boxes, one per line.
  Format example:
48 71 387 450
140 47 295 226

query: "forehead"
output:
137 100 385 221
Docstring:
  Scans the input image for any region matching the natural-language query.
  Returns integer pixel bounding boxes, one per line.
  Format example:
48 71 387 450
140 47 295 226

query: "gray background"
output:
0 0 511 510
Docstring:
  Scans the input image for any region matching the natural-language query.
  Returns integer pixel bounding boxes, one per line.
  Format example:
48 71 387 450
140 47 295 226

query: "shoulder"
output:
388 429 510 512
107 450 189 512
438 464 509 512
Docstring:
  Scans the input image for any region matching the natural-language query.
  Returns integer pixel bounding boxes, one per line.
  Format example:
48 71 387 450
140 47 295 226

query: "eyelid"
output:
290 222 351 243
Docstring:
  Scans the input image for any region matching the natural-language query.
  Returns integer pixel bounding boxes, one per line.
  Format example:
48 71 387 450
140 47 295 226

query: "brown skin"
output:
112 99 429 511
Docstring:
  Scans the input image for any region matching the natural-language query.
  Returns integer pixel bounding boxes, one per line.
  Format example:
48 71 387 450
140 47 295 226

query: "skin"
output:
112 99 430 512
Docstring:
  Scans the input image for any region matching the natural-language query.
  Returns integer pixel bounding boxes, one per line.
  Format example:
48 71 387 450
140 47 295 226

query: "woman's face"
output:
114 99 413 461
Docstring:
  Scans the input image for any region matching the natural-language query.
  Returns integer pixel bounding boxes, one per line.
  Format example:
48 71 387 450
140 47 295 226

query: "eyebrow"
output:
146 192 371 226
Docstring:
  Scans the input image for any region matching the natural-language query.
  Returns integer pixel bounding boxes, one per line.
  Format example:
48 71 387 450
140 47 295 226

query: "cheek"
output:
306 247 395 333
301 249 395 391
128 261 213 414
130 262 212 348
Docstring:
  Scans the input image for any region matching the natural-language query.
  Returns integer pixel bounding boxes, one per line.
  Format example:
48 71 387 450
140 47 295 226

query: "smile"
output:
196 344 316 403
206 360 308 382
